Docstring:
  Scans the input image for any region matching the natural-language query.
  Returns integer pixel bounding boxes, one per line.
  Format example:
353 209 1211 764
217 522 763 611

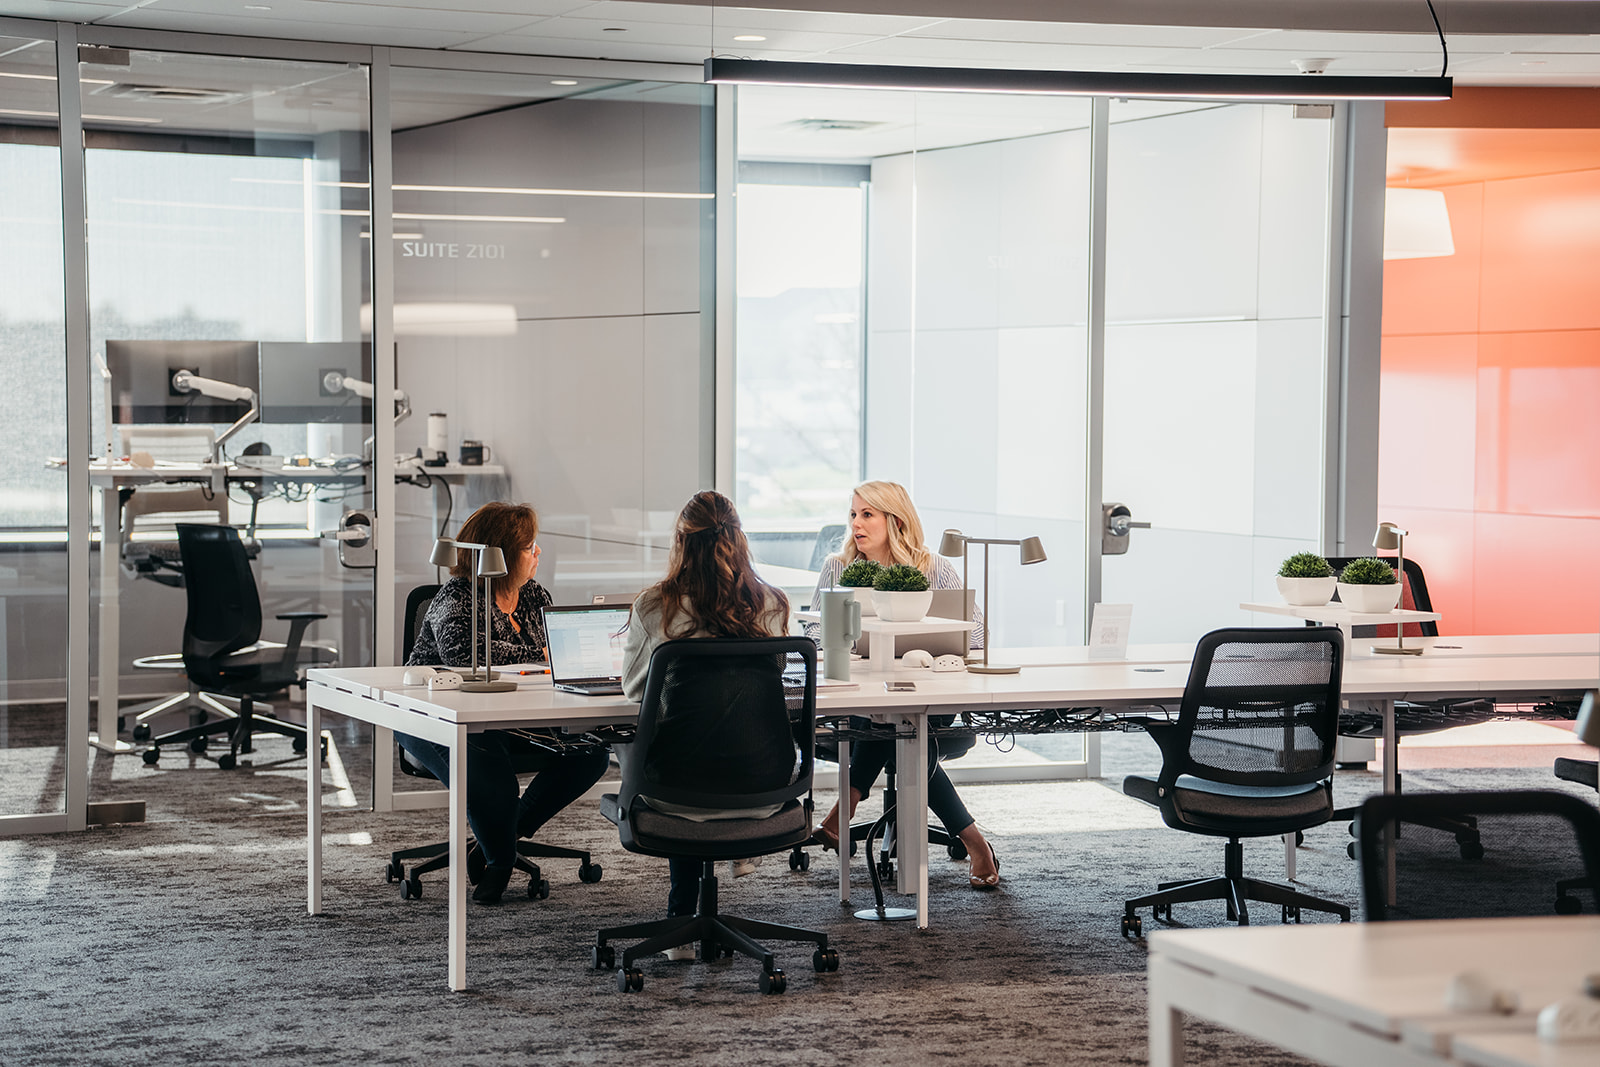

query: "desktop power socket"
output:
1537 996 1600 1044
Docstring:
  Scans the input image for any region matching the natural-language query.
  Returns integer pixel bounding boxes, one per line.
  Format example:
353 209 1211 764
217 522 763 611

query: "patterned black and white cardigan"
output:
407 575 553 668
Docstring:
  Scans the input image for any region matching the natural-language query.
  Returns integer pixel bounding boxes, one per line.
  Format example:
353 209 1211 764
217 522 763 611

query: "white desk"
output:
1146 916 1600 1067
306 637 1598 991
1241 599 1443 650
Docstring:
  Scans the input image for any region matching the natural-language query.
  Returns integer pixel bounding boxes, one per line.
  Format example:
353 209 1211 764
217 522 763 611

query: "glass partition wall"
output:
79 46 374 807
0 33 68 826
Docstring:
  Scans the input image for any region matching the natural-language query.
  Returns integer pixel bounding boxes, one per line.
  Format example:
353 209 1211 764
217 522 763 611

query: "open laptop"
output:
855 588 976 659
542 604 631 695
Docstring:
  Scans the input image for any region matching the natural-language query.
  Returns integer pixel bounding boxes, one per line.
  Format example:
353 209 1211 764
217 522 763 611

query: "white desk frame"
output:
1147 916 1600 1067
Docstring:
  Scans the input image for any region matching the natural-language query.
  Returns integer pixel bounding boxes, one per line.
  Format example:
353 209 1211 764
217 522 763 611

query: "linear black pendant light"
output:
704 57 1451 102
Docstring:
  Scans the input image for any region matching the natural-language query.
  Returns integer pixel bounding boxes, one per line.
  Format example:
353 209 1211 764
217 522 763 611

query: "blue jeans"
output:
397 730 610 869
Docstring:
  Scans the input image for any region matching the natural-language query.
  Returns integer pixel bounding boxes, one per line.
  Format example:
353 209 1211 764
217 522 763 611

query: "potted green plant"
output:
837 559 884 617
1275 551 1337 606
870 563 933 622
1336 557 1401 613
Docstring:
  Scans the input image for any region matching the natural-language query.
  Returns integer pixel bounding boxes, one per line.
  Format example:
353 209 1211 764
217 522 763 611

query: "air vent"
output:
108 84 245 105
783 118 885 133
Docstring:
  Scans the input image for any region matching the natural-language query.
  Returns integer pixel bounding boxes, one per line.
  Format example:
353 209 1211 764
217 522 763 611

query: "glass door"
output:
80 46 374 805
1098 100 1336 643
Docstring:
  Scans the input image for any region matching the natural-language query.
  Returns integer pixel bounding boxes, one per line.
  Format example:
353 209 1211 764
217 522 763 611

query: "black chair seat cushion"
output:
1124 773 1331 836
1555 757 1599 791
601 793 810 859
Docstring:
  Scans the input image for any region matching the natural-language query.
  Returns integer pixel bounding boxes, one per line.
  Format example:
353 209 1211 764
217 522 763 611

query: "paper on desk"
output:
496 663 553 685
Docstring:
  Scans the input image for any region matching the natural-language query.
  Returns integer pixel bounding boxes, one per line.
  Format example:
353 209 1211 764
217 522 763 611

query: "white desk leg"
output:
1381 697 1397 907
1283 833 1297 881
448 724 469 992
307 694 323 915
836 737 850 905
894 711 930 929
372 726 394 813
1147 953 1186 1067
90 484 134 753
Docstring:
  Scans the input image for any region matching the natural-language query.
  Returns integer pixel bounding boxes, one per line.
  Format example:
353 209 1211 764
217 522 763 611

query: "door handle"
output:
1101 503 1151 555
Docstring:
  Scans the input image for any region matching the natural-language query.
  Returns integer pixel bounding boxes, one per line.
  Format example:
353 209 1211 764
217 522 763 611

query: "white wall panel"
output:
1257 106 1334 322
997 128 1092 330
911 327 998 515
1253 316 1328 539
996 325 1086 520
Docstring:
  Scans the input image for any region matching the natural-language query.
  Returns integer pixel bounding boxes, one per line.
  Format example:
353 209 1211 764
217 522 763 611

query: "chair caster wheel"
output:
142 748 161 765
188 736 208 753
1121 914 1143 938
384 860 403 883
848 839 858 857
1347 841 1358 860
292 735 307 753
1294 830 1304 847
217 753 237 770
528 878 550 900
592 944 615 970
1282 905 1301 924
401 877 422 900
789 850 810 872
132 724 151 742
579 861 603 884
616 967 643 993
875 859 894 883
1459 839 1485 861
1153 904 1171 922
759 968 786 994
947 840 969 861
812 948 839 973
1555 895 1582 915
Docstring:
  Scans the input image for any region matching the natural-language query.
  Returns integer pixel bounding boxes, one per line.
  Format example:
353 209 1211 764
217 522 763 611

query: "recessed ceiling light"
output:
551 79 578 86
244 4 271 10
602 27 626 32
733 35 767 42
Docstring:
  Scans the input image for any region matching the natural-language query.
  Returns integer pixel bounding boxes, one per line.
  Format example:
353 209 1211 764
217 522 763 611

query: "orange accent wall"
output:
1381 112 1600 636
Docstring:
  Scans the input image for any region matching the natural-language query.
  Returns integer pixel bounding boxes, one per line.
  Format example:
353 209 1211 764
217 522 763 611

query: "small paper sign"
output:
1088 603 1133 660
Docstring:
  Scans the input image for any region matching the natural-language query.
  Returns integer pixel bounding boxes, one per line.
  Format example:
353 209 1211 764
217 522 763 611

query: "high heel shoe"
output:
811 824 841 853
969 842 1000 891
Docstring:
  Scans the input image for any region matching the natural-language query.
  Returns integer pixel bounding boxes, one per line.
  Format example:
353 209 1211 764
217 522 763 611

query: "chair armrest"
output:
273 612 327 666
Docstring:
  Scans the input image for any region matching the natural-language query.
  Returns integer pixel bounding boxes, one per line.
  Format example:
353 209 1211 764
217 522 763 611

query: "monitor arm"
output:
171 369 259 462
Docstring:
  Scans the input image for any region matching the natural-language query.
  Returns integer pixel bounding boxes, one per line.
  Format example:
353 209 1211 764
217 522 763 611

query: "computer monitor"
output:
258 341 376 424
106 339 260 425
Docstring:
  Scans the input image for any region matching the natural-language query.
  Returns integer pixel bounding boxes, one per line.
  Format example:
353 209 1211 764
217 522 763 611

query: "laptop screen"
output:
543 605 631 682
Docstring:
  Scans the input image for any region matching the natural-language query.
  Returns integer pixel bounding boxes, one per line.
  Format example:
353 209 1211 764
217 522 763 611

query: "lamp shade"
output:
1384 188 1454 260
938 529 967 557
1373 522 1407 550
1019 537 1048 565
477 546 507 578
428 538 457 568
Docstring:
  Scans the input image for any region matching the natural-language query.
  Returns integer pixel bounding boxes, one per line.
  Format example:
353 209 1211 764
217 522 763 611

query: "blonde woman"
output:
806 481 1000 890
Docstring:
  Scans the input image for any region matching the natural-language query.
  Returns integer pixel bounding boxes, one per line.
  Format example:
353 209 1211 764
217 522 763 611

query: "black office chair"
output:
1120 626 1352 936
592 637 837 995
806 524 847 574
141 524 335 769
1553 754 1599 913
385 584 601 900
1324 556 1496 859
1355 790 1600 921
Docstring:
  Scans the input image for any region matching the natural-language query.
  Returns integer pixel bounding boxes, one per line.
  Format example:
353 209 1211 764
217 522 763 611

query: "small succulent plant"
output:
838 559 884 588
1338 557 1398 585
1278 552 1334 579
873 563 931 592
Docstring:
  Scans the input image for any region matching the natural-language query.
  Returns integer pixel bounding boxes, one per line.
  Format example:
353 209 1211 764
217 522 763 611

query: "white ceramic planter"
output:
1276 575 1337 607
1336 581 1401 614
871 588 933 622
840 586 876 616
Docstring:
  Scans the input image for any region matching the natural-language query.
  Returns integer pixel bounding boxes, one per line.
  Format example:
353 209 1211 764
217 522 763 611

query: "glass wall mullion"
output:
1083 96 1110 633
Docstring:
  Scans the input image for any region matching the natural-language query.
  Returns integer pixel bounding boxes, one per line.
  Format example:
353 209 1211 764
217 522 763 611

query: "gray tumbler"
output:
816 588 862 682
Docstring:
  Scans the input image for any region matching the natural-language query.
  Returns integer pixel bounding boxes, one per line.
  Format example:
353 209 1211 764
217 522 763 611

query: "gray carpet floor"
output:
0 720 1594 1067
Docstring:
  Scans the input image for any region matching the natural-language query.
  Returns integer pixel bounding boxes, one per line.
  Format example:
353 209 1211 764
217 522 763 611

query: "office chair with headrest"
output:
1324 556 1495 859
592 637 837 995
385 584 601 900
140 523 336 769
1356 790 1600 921
1121 626 1352 936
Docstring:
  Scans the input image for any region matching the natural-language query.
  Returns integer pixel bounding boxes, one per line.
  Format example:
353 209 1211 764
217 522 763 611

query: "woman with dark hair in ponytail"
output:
620 490 791 934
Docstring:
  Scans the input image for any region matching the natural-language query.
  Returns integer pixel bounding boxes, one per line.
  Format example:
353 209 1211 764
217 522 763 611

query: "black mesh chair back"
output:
1160 627 1343 814
403 584 440 663
617 636 816 856
1357 790 1600 921
806 525 847 575
177 523 264 677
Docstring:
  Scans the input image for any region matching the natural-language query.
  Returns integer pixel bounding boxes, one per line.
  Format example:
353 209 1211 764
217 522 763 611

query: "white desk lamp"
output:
1371 521 1422 656
170 369 257 463
429 537 517 692
938 530 1047 674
